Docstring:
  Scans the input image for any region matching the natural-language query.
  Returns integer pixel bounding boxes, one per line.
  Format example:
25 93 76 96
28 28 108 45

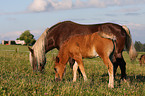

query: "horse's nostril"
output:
54 68 57 72
55 78 61 82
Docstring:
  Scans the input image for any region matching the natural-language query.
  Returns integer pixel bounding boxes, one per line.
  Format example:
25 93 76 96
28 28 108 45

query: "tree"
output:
134 41 145 52
17 30 36 45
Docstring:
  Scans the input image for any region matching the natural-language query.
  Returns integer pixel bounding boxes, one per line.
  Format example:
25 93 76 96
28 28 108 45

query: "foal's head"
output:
54 56 66 81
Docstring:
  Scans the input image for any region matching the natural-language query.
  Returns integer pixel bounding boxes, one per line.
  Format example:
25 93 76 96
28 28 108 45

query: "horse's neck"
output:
44 33 57 53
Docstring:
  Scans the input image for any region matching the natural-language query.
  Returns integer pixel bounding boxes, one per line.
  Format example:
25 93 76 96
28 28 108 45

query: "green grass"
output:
0 45 145 96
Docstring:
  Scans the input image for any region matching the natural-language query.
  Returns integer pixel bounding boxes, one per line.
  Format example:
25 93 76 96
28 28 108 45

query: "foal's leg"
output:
73 61 78 82
69 58 75 69
69 58 83 77
102 56 114 88
76 60 88 81
73 55 88 81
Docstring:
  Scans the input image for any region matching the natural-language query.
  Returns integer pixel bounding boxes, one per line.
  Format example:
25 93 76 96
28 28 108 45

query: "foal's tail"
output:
122 25 137 60
98 32 116 41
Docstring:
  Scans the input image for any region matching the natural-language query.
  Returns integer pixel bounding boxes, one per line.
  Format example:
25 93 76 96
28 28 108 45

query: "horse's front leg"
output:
69 58 83 78
75 60 88 82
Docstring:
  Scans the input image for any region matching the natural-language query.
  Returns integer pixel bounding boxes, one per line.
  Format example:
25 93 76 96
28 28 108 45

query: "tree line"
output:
134 41 145 52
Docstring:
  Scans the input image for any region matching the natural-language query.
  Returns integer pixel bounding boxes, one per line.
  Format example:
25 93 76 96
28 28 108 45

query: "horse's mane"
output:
32 28 49 64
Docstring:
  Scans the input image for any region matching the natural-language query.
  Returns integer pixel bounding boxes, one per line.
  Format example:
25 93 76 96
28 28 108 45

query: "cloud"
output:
0 11 31 16
125 23 145 42
0 29 42 42
28 0 145 12
119 7 141 13
28 0 48 11
126 23 145 30
125 12 140 16
125 23 145 36
28 0 73 12
0 31 23 41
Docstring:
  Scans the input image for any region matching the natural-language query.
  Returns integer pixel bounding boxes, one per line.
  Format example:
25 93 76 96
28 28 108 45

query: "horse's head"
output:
28 47 46 72
54 56 66 81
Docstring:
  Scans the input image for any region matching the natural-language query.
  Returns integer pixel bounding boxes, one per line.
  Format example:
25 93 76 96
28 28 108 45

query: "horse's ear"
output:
28 46 33 54
56 56 59 63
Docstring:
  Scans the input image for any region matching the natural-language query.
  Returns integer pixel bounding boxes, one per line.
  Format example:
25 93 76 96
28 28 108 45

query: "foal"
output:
139 54 145 66
54 32 116 88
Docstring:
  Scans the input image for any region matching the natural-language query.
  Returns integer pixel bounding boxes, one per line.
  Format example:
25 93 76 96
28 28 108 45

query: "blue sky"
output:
0 0 145 43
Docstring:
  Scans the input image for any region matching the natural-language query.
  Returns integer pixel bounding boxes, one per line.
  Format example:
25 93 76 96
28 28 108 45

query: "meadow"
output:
0 45 144 96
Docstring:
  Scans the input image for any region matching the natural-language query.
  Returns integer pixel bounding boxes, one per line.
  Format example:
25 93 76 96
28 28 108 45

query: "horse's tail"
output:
122 25 137 60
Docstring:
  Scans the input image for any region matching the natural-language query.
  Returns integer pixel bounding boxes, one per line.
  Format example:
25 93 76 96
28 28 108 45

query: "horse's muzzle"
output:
55 78 61 82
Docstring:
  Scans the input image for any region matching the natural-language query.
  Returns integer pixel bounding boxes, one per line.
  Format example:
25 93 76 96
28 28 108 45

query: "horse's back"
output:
46 21 125 50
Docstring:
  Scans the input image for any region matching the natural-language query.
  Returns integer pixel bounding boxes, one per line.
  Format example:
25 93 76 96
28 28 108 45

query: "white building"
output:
2 40 26 45
15 40 26 45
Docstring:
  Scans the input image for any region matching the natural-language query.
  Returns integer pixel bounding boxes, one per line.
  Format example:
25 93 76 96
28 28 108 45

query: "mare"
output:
139 54 145 66
28 21 137 81
54 32 116 88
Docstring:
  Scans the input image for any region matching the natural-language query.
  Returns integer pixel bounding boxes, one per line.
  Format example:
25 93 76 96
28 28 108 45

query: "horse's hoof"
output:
120 78 127 82
84 77 88 82
108 84 114 88
73 79 76 82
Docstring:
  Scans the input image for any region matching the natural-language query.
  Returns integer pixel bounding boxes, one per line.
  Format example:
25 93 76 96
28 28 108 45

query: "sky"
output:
0 0 145 43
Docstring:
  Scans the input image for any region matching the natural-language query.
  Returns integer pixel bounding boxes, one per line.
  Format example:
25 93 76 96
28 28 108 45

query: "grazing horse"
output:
54 32 116 88
139 54 145 66
28 21 137 81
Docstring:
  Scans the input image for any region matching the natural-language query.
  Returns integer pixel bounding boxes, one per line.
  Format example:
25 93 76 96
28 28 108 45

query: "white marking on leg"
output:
83 73 88 81
74 61 88 82
108 71 114 88
73 61 78 82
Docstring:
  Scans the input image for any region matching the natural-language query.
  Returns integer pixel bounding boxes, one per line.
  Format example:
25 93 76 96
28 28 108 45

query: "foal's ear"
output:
56 56 59 63
28 46 34 54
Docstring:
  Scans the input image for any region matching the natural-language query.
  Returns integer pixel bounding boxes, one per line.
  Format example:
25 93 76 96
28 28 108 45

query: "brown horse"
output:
54 32 116 88
139 54 145 66
28 21 137 81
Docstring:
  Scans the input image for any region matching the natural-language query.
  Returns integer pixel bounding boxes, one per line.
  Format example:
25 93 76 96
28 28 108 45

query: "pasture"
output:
0 45 144 96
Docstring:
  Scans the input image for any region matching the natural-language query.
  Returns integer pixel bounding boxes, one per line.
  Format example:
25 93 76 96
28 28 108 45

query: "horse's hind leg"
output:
118 57 127 81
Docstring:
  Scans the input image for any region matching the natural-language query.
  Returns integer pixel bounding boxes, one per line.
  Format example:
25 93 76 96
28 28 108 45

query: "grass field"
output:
0 45 145 96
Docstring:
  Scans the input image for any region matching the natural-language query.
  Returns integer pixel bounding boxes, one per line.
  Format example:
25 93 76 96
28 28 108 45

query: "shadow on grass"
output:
101 73 145 82
127 75 145 83
100 73 145 88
